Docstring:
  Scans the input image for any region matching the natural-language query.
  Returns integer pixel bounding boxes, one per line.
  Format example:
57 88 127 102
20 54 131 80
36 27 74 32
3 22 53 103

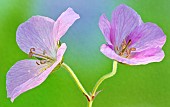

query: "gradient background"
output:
0 0 170 107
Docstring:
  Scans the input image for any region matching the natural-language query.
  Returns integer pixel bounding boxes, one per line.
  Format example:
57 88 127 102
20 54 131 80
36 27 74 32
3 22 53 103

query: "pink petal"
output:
111 4 142 47
53 8 80 42
100 44 134 64
16 16 57 57
127 22 166 52
131 47 165 65
6 60 59 102
99 14 112 45
6 43 67 102
100 44 164 65
56 43 67 60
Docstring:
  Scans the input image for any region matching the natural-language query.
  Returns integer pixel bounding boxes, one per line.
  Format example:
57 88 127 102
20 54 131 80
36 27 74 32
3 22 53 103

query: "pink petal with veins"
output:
127 22 166 52
6 43 67 102
99 14 112 45
53 8 80 42
100 44 165 65
16 16 56 57
111 4 142 47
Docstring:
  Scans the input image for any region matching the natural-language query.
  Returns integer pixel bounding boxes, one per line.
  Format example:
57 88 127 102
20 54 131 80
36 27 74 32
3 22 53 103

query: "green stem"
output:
62 61 118 107
88 101 93 107
91 61 118 103
62 62 90 99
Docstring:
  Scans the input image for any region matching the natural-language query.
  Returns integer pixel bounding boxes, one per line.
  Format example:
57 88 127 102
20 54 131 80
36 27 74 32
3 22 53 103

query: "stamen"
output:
119 52 123 56
115 39 136 58
127 39 131 45
28 48 54 61
30 48 35 52
125 49 130 58
130 47 136 51
40 60 47 64
126 49 130 56
115 46 119 51
120 39 132 55
29 52 33 58
29 48 35 58
28 48 55 66
32 52 54 60
121 44 126 50
36 61 40 65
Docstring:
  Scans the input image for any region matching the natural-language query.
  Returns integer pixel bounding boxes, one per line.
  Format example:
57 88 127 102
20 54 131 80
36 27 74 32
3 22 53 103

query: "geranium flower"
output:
99 4 166 65
6 8 80 102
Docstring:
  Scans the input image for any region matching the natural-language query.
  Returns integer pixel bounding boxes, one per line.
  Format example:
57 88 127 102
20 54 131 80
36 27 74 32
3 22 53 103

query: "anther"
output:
130 47 136 51
36 61 40 65
40 60 47 64
29 48 35 58
119 52 123 56
127 39 132 46
115 46 119 51
30 48 35 52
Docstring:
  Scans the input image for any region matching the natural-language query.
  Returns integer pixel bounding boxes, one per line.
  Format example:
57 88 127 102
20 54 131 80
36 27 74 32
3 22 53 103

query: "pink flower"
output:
6 8 80 102
99 4 166 65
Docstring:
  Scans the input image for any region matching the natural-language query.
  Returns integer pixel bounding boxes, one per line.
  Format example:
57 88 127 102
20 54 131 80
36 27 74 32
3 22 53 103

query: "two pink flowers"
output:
6 4 166 102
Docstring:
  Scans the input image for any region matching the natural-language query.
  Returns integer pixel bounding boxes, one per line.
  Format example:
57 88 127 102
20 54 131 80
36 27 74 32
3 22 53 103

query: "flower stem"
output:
62 61 117 107
88 101 93 107
90 61 118 105
62 62 90 99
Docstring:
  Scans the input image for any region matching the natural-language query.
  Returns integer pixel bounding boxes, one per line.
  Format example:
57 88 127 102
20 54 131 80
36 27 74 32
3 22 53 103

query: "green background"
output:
0 0 170 107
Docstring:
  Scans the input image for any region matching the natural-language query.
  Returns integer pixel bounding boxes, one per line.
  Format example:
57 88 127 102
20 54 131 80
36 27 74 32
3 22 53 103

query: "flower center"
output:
115 39 136 58
29 48 55 65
